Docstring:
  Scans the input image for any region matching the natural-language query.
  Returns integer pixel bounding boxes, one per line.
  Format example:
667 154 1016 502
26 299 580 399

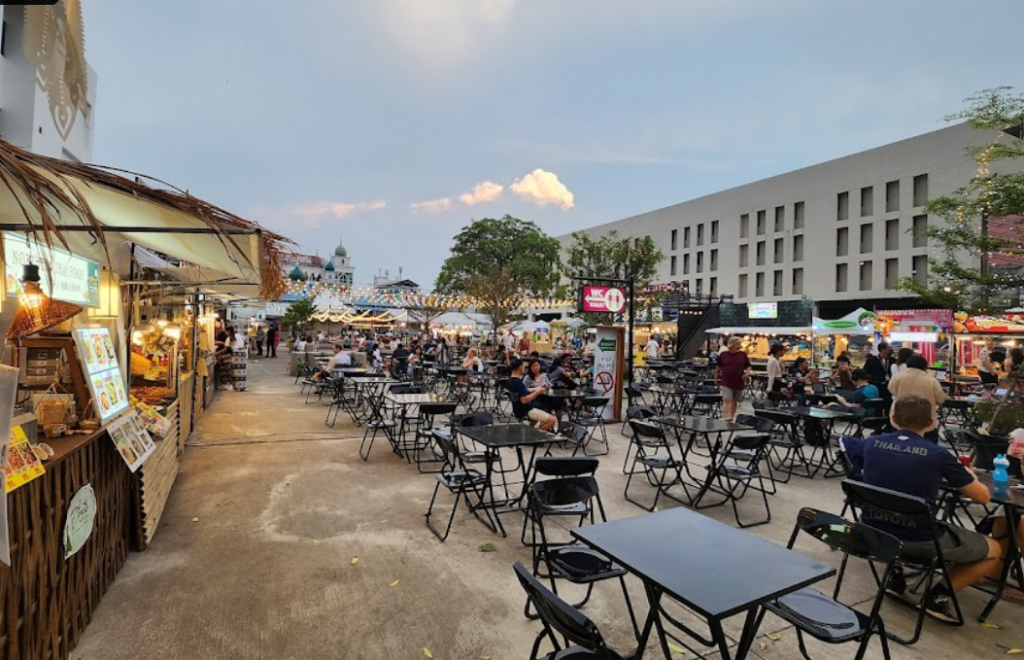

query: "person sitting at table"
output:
391 342 411 378
508 358 557 431
840 395 1001 623
832 354 857 391
788 356 816 407
293 335 308 353
528 350 548 371
462 347 485 374
548 354 579 389
766 343 786 403
313 344 351 383
830 368 880 415
888 355 947 441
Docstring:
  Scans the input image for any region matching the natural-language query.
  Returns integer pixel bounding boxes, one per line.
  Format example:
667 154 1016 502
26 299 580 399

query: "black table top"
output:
384 393 455 405
656 416 750 433
458 423 559 448
976 472 1024 509
787 406 858 420
347 376 396 384
573 508 835 619
646 385 694 396
543 389 587 399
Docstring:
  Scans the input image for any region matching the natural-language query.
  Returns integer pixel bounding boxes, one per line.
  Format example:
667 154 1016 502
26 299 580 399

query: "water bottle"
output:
993 454 1010 492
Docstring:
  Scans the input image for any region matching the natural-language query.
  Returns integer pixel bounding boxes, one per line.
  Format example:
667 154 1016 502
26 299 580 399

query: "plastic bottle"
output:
993 454 1010 491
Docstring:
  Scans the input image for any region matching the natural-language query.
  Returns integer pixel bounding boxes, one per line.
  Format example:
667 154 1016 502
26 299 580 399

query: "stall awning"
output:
813 308 876 335
707 327 812 336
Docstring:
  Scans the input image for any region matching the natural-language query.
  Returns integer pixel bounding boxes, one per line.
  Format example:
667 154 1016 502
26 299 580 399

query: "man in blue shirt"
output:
507 359 557 431
841 395 1000 623
831 368 880 415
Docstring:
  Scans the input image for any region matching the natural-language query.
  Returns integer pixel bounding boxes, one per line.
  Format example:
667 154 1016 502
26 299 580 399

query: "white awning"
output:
707 327 813 336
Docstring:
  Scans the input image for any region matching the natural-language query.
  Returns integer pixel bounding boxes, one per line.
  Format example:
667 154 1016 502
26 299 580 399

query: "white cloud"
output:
458 180 504 206
510 169 575 210
291 200 387 225
410 197 455 214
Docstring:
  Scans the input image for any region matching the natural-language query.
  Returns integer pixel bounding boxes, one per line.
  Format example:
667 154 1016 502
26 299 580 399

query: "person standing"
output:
863 342 891 387
266 324 279 358
255 325 266 357
230 328 248 391
888 355 947 439
714 336 751 423
766 343 786 399
646 334 661 360
502 330 515 352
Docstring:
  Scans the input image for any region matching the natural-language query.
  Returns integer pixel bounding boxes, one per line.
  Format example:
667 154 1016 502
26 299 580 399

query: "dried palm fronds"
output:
0 139 292 299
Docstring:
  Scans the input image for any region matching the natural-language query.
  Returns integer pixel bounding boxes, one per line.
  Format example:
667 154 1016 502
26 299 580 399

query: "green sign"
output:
821 320 858 329
4 232 101 307
64 484 97 559
598 338 617 352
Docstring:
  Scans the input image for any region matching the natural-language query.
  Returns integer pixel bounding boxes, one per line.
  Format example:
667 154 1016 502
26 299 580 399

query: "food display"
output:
955 312 1024 335
130 386 176 407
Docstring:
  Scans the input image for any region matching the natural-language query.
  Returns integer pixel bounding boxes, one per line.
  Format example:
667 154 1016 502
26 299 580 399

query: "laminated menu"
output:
75 327 130 422
3 426 45 493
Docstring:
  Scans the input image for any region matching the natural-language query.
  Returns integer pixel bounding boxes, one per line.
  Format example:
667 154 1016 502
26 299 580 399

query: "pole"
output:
627 278 635 387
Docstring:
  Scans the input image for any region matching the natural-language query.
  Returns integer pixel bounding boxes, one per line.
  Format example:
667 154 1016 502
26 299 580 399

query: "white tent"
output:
508 319 550 333
812 308 876 336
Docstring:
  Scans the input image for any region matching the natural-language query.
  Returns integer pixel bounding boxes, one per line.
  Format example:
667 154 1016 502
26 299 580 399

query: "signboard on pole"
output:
593 326 624 421
580 285 627 314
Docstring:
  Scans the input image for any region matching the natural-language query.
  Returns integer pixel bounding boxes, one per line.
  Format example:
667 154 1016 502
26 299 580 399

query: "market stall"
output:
874 309 953 373
812 308 876 369
953 312 1024 379
705 326 813 363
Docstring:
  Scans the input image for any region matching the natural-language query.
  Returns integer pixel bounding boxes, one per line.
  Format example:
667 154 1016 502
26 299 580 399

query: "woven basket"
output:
6 281 84 340
35 384 76 425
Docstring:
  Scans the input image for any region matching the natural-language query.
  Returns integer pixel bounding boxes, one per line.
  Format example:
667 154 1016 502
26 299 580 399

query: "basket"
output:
34 383 76 425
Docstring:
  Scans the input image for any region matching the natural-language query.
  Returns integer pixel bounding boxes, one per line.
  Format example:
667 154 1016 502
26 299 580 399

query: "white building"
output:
0 4 97 162
282 238 355 286
563 123 1011 315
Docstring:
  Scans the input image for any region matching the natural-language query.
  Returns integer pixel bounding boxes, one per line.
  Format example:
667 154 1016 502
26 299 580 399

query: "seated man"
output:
507 358 557 431
313 344 351 383
830 368 880 415
840 395 1001 623
293 335 308 352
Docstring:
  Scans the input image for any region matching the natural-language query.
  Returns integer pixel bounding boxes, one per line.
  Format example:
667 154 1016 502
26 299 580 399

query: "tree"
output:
435 215 561 333
405 299 450 329
280 297 317 333
897 87 1024 314
564 230 665 324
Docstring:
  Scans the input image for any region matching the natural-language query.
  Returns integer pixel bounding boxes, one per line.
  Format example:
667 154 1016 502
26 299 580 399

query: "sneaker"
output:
924 585 959 624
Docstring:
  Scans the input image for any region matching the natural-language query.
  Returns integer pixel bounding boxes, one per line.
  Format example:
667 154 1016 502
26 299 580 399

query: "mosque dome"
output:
324 261 335 271
288 265 306 281
334 238 347 258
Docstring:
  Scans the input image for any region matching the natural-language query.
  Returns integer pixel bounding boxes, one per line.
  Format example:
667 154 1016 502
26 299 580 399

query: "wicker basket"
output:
35 384 75 425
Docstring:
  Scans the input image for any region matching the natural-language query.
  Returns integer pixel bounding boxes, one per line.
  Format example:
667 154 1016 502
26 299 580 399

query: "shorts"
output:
527 409 555 424
901 522 991 564
720 386 744 403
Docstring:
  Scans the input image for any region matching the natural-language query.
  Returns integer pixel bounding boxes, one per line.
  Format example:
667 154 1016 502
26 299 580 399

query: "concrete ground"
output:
73 356 1023 659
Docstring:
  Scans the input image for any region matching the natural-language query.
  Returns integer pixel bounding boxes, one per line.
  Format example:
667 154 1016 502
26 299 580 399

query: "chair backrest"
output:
792 507 902 564
626 405 658 421
754 408 796 427
534 456 599 478
458 411 494 427
628 419 665 441
583 396 609 408
420 402 457 418
841 480 937 538
389 384 420 394
513 563 622 660
431 430 460 470
735 414 773 433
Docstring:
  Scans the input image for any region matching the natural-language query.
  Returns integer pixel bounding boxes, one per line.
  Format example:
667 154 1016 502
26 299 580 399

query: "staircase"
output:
660 293 723 358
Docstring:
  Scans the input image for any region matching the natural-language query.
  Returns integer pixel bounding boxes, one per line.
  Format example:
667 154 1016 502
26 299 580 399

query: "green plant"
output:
973 399 1024 436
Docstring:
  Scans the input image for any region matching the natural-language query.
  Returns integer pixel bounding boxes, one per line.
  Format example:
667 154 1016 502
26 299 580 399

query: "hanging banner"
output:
592 326 624 421
63 484 96 559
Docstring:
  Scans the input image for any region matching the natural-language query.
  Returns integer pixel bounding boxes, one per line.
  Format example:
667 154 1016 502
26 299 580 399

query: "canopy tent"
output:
0 140 290 299
551 317 585 328
812 308 876 336
505 319 551 333
432 312 491 330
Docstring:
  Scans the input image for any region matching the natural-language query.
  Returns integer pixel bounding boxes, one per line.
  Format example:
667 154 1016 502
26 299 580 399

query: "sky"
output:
84 0 1023 289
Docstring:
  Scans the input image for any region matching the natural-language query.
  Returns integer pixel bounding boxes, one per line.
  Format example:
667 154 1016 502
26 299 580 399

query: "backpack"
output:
803 418 828 447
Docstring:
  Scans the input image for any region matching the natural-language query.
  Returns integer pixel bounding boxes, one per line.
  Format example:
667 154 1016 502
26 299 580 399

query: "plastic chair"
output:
624 420 687 512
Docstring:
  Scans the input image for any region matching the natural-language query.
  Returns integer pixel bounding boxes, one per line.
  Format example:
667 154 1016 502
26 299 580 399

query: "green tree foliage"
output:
435 215 561 332
564 230 665 323
281 297 317 332
897 87 1024 313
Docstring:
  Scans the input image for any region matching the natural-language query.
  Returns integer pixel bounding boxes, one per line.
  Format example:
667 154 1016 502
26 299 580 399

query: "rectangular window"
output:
755 272 765 297
913 255 928 283
696 251 704 273
1 21 7 58
756 210 766 235
683 253 690 275
794 201 805 229
773 238 784 264
885 219 899 251
859 261 873 291
836 263 848 293
792 267 804 295
670 255 677 276
697 224 705 246
860 186 874 217
913 215 928 248
683 227 691 248
836 227 849 257
711 220 720 243
710 249 718 271
837 191 850 221
773 270 783 296
738 274 748 298
793 235 804 262
710 277 718 297
886 180 900 212
913 174 928 207
885 258 899 288
774 206 785 232
860 224 873 254
670 229 677 251
756 241 766 266
695 279 703 295
739 244 749 268
740 214 749 239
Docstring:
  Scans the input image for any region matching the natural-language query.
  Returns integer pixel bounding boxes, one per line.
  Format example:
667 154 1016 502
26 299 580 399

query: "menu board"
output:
107 410 156 473
3 426 45 493
74 327 130 422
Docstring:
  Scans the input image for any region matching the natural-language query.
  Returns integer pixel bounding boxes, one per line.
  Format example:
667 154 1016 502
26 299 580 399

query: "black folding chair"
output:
513 562 629 660
424 431 497 541
698 429 774 527
409 402 457 472
575 396 610 456
621 405 659 475
753 507 898 660
755 408 814 481
842 480 965 644
624 420 687 512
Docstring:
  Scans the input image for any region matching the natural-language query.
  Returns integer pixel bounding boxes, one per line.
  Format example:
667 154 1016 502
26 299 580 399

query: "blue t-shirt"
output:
508 377 532 419
841 431 973 541
849 384 880 415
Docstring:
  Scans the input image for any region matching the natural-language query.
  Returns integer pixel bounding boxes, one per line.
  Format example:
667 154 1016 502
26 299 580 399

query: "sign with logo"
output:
593 327 623 421
64 484 96 560
747 302 778 319
4 232 100 307
580 285 627 314
813 308 876 334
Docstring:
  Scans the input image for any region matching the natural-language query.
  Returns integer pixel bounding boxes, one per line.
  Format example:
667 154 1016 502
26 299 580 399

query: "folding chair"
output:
621 405 659 474
425 431 497 541
755 408 814 481
842 480 965 645
409 402 457 472
513 562 629 660
753 507 897 660
624 420 687 512
698 429 773 527
575 396 609 456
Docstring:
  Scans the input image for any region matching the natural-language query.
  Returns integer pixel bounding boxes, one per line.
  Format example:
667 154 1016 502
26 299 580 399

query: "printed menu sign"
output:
75 327 129 422
107 410 156 473
3 426 45 493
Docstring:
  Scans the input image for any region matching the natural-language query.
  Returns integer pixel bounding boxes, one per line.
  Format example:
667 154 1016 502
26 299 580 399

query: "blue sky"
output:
85 0 1022 287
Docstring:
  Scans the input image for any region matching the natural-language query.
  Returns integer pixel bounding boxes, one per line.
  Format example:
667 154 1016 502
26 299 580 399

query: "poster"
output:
107 410 156 473
75 327 129 422
4 426 45 493
592 326 623 421
64 485 96 559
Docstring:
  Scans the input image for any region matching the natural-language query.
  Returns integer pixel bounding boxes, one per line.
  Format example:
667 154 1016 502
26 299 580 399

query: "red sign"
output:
580 285 626 314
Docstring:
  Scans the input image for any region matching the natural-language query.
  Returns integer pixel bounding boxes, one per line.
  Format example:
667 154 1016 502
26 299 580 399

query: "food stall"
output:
953 312 1024 378
874 309 954 374
812 308 876 369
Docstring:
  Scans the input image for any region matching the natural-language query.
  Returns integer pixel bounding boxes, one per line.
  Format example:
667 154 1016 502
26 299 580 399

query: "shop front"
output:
708 299 815 366
812 307 876 369
953 312 1024 380
874 309 954 374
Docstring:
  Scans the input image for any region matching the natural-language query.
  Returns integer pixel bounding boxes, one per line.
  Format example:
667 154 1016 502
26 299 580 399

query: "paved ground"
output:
73 355 1024 659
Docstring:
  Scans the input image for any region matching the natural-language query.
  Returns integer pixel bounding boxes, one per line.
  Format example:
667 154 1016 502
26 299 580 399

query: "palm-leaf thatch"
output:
0 139 292 300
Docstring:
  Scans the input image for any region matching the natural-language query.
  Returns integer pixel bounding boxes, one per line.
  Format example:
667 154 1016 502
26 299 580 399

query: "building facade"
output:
282 238 355 286
562 123 1007 315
